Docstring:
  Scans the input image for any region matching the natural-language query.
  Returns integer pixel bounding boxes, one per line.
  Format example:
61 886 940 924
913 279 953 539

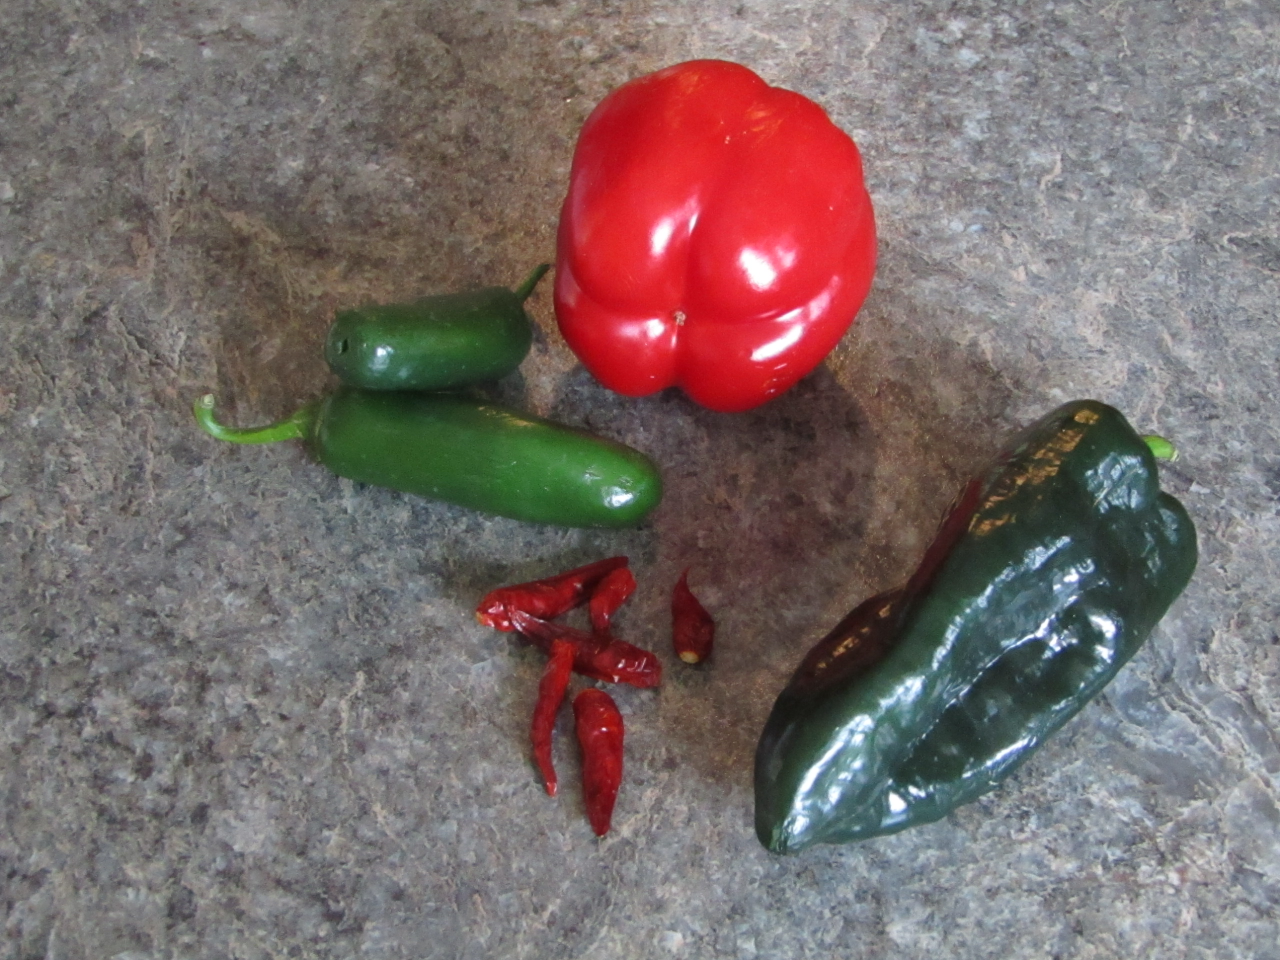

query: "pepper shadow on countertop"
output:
538 292 1017 801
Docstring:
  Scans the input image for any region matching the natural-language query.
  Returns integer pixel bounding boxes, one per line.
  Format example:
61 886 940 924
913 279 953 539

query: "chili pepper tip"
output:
672 568 715 665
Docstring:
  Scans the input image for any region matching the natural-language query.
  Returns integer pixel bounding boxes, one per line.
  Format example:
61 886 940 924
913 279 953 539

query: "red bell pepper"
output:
554 59 876 413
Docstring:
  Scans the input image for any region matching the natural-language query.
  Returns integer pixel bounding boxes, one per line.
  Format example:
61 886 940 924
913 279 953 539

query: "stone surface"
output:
2 1 1277 958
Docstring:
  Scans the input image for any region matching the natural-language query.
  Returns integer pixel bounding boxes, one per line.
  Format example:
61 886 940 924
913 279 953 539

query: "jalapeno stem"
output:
1142 435 1178 462
193 394 318 445
514 263 551 302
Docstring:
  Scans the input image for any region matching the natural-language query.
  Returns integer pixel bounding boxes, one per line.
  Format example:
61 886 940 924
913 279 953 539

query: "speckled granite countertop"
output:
2 1 1277 958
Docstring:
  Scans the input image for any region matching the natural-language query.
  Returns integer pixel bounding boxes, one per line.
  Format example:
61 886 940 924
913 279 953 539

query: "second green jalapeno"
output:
324 264 549 391
194 386 662 528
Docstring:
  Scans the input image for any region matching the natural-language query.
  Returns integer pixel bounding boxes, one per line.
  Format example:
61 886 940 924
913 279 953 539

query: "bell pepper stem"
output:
1142 434 1178 462
193 394 317 445
514 263 551 302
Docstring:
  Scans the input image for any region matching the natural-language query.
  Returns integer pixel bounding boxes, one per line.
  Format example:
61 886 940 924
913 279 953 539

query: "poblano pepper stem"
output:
1142 434 1178 461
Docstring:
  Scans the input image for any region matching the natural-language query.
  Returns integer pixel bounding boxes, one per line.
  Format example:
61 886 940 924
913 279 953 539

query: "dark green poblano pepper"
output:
754 400 1197 853
324 264 549 391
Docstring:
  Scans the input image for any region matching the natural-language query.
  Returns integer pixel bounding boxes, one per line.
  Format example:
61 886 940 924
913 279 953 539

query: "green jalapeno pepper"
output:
754 400 1197 853
324 264 549 391
194 386 662 528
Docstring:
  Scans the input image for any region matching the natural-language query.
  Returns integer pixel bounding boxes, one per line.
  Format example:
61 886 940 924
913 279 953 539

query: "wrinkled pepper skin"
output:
671 568 715 664
532 638 576 797
325 265 549 391
754 400 1197 853
509 609 662 689
195 389 662 529
555 60 876 413
575 688 625 836
476 556 631 633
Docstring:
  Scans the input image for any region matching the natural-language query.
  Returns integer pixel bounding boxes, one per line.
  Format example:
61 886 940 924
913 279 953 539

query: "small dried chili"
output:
574 688 625 836
509 609 662 689
589 566 637 636
477 557 661 837
672 568 715 664
531 638 575 796
476 556 629 631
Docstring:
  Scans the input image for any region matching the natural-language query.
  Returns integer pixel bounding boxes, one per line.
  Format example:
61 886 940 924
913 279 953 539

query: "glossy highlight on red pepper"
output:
476 556 630 632
672 568 715 664
555 59 876 412
574 689 625 836
509 609 662 689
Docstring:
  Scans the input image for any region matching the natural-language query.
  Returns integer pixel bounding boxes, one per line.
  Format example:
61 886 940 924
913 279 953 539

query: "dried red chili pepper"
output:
574 688 624 836
531 638 575 796
509 608 662 689
476 556 629 631
589 566 637 635
672 568 715 664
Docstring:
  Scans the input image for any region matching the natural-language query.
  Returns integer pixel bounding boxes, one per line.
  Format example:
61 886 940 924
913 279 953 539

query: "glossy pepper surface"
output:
554 60 876 413
531 638 575 797
325 264 549 391
509 609 662 689
589 566 637 636
754 400 1197 853
194 389 661 529
476 557 630 633
574 688 625 836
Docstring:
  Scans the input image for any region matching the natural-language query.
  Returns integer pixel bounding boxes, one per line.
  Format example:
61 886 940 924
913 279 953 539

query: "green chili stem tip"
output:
193 394 317 445
1142 434 1178 462
514 263 552 302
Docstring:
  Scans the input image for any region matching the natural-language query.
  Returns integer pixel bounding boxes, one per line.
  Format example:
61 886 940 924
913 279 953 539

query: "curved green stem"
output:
194 394 318 445
1142 434 1178 462
514 263 551 302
